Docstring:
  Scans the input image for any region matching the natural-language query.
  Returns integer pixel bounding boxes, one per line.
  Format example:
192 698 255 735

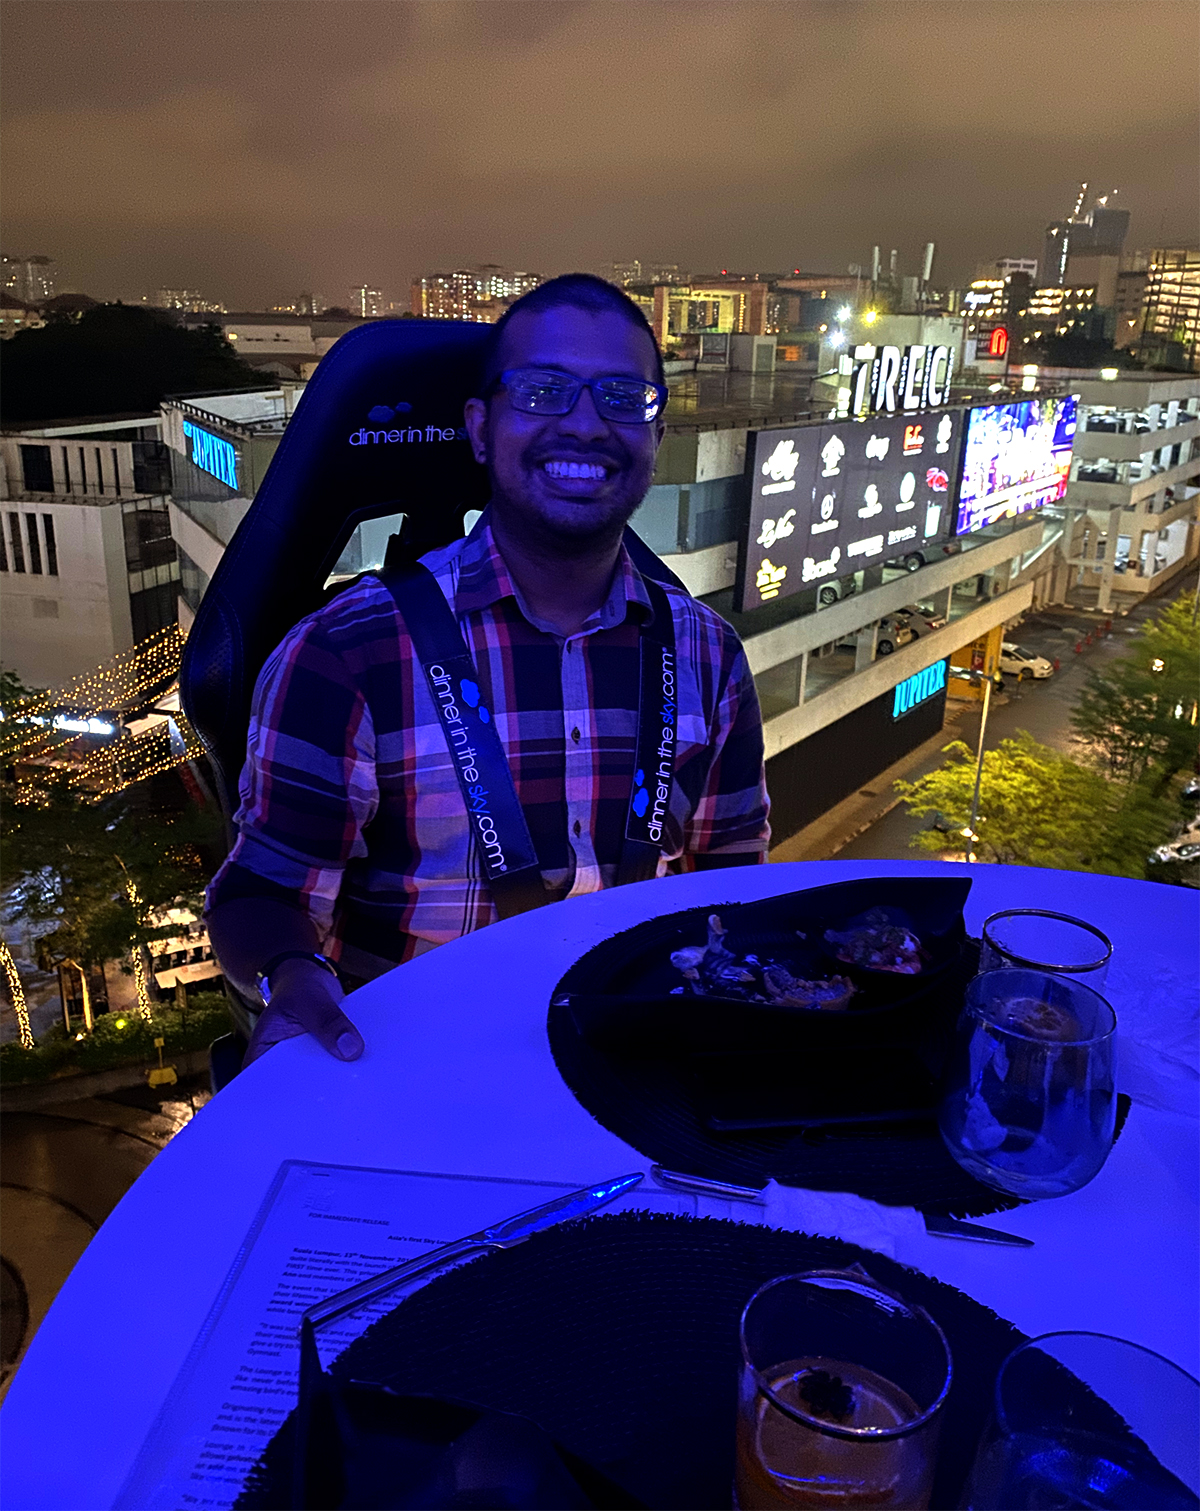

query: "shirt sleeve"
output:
204 614 378 944
682 638 771 859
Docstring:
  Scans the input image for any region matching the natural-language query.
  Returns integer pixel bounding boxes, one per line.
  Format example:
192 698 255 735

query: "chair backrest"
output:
180 317 684 826
181 318 494 817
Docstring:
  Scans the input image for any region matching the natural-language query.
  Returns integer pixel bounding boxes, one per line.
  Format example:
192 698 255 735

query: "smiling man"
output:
205 274 770 1066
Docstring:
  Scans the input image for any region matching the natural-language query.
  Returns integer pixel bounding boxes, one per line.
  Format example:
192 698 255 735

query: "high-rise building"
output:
1113 267 1149 350
2 254 55 305
1134 248 1200 372
1025 284 1101 341
995 257 1038 281
410 266 541 322
351 285 383 318
1043 193 1129 287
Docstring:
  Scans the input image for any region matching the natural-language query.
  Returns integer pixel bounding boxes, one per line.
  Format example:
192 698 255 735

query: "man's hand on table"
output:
245 956 365 1066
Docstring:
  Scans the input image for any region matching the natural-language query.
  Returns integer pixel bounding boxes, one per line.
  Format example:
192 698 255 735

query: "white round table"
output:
2 860 1197 1510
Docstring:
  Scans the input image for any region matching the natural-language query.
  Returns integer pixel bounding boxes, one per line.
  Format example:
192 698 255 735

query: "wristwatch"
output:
255 950 338 1005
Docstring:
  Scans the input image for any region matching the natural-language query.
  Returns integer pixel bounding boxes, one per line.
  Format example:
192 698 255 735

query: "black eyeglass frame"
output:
483 367 669 425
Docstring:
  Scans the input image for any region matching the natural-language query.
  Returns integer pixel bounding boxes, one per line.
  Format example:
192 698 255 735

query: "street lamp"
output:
964 671 996 863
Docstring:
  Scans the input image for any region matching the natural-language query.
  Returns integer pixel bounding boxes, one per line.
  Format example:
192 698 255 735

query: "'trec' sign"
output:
892 659 947 719
182 420 239 490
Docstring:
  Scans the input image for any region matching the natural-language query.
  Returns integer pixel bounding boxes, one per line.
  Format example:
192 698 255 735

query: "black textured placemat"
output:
237 1212 1031 1511
547 903 1130 1219
550 928 1017 1217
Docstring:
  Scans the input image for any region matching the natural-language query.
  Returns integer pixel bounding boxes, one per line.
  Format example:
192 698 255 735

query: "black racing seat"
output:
181 318 494 822
178 317 682 1081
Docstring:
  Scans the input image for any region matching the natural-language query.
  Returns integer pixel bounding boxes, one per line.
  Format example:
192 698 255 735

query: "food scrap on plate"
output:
670 914 856 1010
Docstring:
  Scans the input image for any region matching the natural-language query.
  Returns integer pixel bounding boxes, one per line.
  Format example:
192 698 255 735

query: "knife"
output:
651 1166 1034 1248
921 1213 1034 1248
303 1171 645 1329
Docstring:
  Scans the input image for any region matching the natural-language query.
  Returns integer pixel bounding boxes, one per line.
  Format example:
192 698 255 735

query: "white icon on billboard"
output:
801 545 842 582
865 434 890 460
820 434 845 477
925 504 942 537
858 484 883 519
811 492 839 534
936 415 953 454
896 471 917 511
761 439 801 495
757 508 796 549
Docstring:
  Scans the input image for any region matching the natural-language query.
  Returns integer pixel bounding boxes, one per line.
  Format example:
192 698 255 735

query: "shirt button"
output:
571 727 581 743
573 819 582 837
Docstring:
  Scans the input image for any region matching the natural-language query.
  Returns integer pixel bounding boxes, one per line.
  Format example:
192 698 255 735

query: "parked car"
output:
876 616 917 655
817 574 857 608
1149 825 1200 867
894 604 948 636
999 642 1054 680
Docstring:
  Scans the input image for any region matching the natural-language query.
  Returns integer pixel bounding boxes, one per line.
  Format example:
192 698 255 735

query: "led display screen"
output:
738 410 964 612
955 395 1077 536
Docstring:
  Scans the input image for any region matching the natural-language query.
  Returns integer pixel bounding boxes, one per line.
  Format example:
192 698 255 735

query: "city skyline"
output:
2 0 1197 309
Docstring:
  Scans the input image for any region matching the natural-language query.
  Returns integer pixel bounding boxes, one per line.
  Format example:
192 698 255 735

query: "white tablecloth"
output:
2 860 1196 1510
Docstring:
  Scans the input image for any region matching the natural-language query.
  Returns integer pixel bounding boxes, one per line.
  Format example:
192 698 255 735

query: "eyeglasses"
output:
489 367 667 424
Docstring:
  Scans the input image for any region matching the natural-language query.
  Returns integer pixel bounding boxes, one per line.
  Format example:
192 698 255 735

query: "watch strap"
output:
256 950 337 1004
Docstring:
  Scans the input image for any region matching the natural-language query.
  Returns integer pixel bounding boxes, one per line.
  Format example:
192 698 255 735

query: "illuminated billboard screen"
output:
737 411 964 612
955 395 1077 536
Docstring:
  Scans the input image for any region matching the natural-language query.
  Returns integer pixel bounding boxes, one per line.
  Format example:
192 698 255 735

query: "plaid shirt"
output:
207 515 770 979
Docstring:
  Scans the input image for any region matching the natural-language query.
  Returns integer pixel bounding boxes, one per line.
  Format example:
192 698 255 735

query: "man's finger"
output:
302 994 365 1062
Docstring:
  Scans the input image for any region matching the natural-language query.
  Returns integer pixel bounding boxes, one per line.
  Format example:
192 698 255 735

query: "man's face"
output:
463 306 665 550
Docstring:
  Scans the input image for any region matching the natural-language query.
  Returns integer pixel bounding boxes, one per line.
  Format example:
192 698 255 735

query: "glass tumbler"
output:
735 1269 952 1509
939 968 1117 1199
961 1332 1200 1509
980 910 1112 987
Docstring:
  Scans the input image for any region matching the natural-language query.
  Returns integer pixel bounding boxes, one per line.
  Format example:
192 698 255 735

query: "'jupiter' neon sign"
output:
182 420 239 489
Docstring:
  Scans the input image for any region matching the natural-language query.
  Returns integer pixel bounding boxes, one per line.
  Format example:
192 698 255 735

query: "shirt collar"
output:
453 508 656 634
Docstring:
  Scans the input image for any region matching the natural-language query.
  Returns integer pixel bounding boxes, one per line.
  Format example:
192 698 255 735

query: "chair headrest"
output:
181 318 494 811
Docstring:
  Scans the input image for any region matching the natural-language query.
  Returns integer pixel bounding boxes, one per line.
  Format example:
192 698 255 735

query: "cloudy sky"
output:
3 0 1197 309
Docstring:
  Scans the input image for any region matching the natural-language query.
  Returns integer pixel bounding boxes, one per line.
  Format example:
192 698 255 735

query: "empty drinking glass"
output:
939 968 1117 1199
980 910 1112 987
735 1269 952 1509
961 1332 1200 1509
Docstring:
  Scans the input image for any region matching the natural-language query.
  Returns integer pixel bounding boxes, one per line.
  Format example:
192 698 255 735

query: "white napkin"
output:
635 1179 925 1261
1106 949 1200 1119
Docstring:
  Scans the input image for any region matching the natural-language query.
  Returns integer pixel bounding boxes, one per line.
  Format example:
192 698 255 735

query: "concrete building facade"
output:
0 417 178 687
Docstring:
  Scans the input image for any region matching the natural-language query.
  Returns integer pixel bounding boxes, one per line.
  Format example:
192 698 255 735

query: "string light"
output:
0 937 35 1049
125 879 155 1023
4 625 205 797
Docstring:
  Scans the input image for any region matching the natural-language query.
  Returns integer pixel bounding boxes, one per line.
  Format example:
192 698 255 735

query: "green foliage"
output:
0 303 259 423
896 733 1111 869
0 666 38 713
900 597 1199 881
1 770 222 969
1072 596 1200 785
0 992 230 1085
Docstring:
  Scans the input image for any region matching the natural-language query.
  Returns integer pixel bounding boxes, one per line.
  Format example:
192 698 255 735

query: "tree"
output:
896 733 1107 869
896 731 1178 878
1 768 221 974
1072 597 1200 787
0 303 259 424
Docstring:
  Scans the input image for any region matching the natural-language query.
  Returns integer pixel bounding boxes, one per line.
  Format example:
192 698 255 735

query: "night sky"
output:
3 0 1197 309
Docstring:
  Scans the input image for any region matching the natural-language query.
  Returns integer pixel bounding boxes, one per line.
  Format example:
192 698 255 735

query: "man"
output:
206 274 769 1064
